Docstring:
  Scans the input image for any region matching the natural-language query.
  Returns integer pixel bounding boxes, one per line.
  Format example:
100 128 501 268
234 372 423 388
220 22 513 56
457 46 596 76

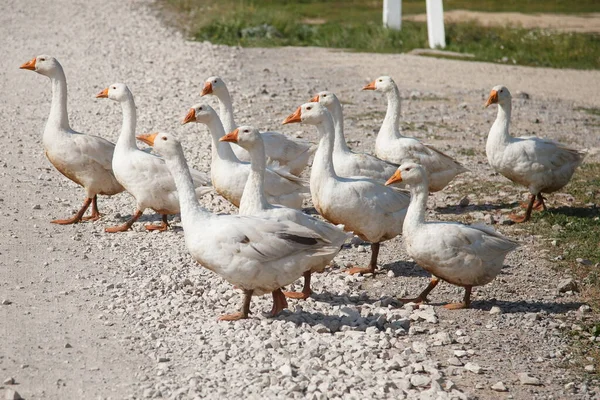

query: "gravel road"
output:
1 0 599 399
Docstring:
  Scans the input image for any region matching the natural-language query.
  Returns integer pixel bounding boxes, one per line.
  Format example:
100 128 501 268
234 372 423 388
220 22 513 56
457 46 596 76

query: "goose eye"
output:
405 167 411 171
161 137 167 141
500 89 504 92
307 106 312 110
39 58 46 62
323 94 327 97
378 79 382 82
198 107 203 111
243 129 249 133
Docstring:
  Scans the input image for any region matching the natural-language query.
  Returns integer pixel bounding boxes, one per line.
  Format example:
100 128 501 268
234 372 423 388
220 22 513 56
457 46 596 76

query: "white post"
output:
426 0 446 49
383 0 402 31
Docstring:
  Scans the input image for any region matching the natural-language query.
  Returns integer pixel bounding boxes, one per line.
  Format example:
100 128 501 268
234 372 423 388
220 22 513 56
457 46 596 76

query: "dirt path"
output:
405 10 600 33
1 0 598 399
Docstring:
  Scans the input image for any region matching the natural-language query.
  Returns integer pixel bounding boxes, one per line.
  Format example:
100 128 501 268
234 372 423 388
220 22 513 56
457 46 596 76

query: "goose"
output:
182 103 308 209
485 85 585 222
141 131 345 320
362 76 467 192
385 163 519 309
20 55 124 223
283 102 410 275
96 83 211 232
310 91 399 182
201 76 314 175
220 126 351 299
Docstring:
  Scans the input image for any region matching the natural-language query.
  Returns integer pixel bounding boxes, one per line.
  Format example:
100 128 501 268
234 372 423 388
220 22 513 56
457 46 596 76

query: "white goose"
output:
20 55 124 223
145 131 345 320
96 83 211 232
311 91 399 182
220 126 351 299
182 103 308 209
201 76 314 175
485 85 585 222
283 102 410 275
363 76 467 192
386 163 519 309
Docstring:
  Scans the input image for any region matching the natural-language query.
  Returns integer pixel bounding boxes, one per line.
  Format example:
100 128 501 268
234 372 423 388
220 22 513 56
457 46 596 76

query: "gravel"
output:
1 0 599 399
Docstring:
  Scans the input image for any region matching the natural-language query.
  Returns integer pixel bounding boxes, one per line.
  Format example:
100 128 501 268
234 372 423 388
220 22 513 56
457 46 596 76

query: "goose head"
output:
96 83 132 102
136 132 181 158
282 102 330 126
219 125 262 150
362 76 396 93
20 55 61 77
182 103 218 125
201 76 227 97
485 85 511 108
310 91 340 111
385 162 425 186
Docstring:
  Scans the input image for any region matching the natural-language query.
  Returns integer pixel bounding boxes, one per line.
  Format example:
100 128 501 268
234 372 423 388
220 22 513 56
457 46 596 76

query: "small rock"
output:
387 270 395 278
489 306 502 315
454 350 468 358
491 381 508 392
279 363 293 377
1 299 12 305
584 365 595 372
459 197 469 207
410 374 431 387
3 377 15 385
484 214 494 225
157 356 170 363
65 343 72 348
313 324 330 334
576 258 592 266
464 362 482 374
579 305 592 313
557 278 579 293
458 102 468 109
4 389 23 400
518 372 541 385
447 357 463 366
32 204 41 210
516 91 530 100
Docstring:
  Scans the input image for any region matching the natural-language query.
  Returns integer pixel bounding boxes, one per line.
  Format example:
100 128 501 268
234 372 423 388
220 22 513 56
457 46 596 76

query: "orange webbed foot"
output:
443 302 469 310
105 224 131 233
51 217 82 225
283 290 312 300
218 312 247 321
346 266 376 276
145 223 168 232
508 213 529 223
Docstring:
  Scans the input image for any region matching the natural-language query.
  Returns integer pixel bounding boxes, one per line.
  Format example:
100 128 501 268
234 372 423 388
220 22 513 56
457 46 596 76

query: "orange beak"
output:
309 94 319 102
362 80 377 91
20 57 37 70
200 82 213 96
385 170 403 186
136 132 158 147
485 90 498 107
182 108 196 124
219 128 239 143
282 107 302 125
96 87 109 98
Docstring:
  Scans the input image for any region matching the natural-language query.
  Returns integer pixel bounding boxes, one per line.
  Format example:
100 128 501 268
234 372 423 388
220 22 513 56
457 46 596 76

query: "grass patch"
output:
530 163 600 308
575 106 600 116
161 0 600 69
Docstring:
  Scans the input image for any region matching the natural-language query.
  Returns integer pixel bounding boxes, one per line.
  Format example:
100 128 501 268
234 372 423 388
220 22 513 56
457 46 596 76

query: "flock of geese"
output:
20 55 585 320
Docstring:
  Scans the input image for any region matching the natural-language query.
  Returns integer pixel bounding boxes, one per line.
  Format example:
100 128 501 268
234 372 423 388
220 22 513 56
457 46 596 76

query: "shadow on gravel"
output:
434 202 519 215
383 260 431 278
467 299 585 314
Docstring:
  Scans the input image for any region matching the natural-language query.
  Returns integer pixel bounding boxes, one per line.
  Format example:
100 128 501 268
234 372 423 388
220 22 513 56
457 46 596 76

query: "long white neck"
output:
486 100 513 153
311 115 338 189
46 66 70 131
164 147 210 230
205 116 239 163
116 93 139 151
379 86 403 141
215 90 237 133
239 142 271 214
403 177 429 236
329 100 351 154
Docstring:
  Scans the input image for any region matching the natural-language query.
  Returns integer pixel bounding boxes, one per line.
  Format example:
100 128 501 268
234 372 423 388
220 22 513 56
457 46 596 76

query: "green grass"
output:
161 0 600 69
575 106 600 116
530 163 600 308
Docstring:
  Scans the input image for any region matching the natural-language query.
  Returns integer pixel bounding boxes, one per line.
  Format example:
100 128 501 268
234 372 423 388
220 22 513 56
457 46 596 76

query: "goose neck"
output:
239 143 271 214
380 86 402 140
311 116 338 184
116 94 139 151
216 91 236 133
205 117 239 162
165 148 210 228
404 180 429 235
330 101 350 154
47 67 70 131
488 100 513 149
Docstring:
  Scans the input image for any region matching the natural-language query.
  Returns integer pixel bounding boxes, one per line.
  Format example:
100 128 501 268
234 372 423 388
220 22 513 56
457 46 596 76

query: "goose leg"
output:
346 242 380 276
51 197 93 225
283 271 313 300
270 288 289 317
510 194 535 223
400 276 440 304
533 193 547 211
81 195 101 221
105 210 143 233
146 214 170 232
219 289 253 321
444 286 472 310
